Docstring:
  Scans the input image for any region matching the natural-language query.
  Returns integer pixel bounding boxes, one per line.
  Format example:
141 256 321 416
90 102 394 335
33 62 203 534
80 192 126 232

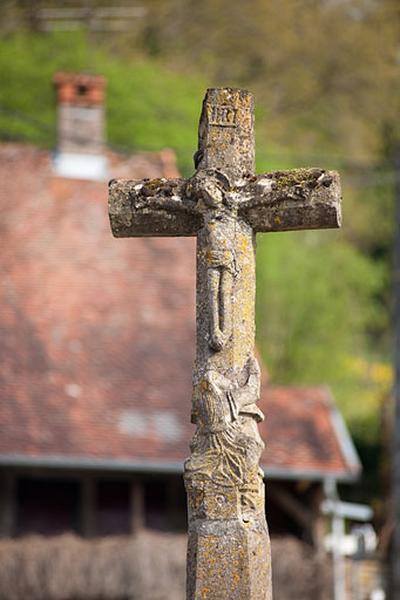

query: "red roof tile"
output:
0 143 360 481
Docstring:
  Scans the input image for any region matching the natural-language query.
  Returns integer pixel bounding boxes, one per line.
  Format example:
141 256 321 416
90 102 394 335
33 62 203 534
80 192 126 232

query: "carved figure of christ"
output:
109 88 341 600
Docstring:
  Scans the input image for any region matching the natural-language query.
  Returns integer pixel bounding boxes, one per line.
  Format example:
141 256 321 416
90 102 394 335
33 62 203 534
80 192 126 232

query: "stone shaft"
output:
185 89 271 599
187 519 271 600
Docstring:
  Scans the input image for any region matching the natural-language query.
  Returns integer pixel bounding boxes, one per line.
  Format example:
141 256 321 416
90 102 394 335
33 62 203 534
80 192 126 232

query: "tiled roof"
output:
260 386 360 479
0 143 360 481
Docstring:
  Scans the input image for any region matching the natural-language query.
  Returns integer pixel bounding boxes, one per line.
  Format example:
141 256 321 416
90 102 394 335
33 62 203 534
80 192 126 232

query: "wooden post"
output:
0 471 16 538
310 484 326 554
131 479 145 534
81 475 95 538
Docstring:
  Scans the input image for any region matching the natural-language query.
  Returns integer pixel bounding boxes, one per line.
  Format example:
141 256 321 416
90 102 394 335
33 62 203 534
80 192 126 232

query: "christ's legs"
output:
208 268 232 351
220 268 233 340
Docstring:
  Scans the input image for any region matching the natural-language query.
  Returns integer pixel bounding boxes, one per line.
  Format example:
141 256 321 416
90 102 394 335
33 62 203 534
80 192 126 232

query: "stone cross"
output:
109 88 342 600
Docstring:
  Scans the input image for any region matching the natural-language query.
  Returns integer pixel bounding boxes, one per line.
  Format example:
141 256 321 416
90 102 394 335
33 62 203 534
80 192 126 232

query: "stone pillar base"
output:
187 518 272 600
185 480 272 599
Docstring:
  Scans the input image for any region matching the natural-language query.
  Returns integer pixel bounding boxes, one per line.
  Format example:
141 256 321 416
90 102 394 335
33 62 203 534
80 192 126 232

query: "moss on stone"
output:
272 168 324 189
142 178 179 196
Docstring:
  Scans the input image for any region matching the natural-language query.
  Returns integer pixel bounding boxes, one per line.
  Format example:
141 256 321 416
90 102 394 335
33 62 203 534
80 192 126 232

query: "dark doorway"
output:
16 477 80 536
95 479 131 536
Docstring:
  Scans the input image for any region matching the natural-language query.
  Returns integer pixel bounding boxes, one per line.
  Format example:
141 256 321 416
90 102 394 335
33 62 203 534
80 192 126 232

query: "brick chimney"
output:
53 72 108 180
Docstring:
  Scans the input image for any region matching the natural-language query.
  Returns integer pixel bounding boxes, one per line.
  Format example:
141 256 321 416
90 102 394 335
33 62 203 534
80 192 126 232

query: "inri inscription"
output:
208 104 238 127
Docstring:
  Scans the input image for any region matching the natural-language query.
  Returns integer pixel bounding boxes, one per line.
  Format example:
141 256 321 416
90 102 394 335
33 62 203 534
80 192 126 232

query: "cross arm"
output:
238 168 342 232
109 177 201 237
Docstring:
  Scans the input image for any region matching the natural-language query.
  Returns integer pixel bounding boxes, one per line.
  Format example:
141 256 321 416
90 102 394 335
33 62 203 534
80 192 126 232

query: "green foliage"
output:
0 32 205 173
105 57 204 174
256 229 389 439
0 32 88 146
141 0 400 161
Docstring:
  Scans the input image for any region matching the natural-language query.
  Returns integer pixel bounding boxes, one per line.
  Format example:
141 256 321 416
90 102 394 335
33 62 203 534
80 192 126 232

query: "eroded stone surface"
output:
185 89 270 600
108 87 342 600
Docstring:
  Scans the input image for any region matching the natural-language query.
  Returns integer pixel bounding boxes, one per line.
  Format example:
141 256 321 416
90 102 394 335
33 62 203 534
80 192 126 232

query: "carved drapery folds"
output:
185 354 265 522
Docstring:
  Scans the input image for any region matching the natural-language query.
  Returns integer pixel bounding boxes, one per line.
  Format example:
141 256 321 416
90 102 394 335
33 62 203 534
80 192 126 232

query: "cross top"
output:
109 87 342 600
110 87 340 238
194 88 255 176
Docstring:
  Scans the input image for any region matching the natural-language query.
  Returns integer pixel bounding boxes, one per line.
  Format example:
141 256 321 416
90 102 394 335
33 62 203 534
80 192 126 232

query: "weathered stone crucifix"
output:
109 88 341 600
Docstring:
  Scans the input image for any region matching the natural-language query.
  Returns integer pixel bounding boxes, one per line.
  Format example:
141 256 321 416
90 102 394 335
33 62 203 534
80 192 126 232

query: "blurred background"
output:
0 1 399 598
